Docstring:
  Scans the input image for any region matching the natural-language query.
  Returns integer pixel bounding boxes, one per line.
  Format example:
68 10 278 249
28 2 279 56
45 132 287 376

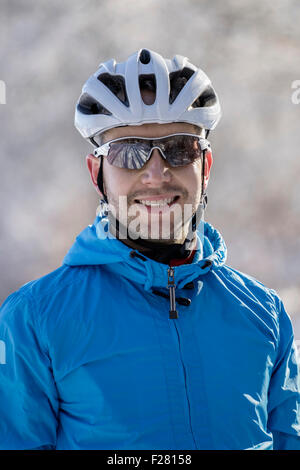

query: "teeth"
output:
138 197 175 207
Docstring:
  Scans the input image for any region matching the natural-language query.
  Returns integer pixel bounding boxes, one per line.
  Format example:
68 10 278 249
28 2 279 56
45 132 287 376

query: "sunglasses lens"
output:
104 135 202 169
163 135 202 167
107 140 150 169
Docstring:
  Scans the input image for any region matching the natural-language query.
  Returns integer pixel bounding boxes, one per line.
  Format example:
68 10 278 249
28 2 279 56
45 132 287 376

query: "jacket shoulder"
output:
220 263 271 289
0 264 90 323
220 264 279 302
215 265 295 353
17 265 87 302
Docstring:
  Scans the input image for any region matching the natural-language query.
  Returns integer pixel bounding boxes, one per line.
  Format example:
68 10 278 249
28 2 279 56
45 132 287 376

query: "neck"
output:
108 216 198 265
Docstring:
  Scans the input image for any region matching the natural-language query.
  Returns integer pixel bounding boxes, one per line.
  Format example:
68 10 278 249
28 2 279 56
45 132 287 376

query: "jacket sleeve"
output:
267 298 300 450
0 291 59 449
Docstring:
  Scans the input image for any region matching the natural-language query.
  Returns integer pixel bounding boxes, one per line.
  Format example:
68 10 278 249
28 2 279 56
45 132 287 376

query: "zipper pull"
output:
167 267 178 319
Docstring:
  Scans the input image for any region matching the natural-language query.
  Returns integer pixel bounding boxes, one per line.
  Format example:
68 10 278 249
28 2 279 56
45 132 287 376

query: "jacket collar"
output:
63 215 227 292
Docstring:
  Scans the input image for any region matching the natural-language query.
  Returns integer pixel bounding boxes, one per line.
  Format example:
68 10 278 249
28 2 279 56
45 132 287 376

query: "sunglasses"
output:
92 133 210 170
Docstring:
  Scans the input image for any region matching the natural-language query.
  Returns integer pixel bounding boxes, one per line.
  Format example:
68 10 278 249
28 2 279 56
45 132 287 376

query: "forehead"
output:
101 122 203 143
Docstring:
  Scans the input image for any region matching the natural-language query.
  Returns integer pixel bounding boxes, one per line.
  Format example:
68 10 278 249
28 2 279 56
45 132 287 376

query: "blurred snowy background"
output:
0 0 299 340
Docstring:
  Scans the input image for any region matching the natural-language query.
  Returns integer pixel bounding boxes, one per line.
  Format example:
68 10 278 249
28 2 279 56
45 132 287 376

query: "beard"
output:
105 188 203 246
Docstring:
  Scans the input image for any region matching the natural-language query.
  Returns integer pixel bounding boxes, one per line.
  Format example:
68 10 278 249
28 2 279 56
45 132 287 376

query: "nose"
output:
140 148 171 186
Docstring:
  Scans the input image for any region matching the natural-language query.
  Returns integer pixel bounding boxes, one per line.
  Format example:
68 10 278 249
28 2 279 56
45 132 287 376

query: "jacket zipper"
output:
167 266 197 448
173 321 198 449
167 267 178 319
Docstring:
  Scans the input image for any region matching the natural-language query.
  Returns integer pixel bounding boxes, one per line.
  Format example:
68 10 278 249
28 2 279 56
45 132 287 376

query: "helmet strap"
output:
185 148 207 246
97 156 108 204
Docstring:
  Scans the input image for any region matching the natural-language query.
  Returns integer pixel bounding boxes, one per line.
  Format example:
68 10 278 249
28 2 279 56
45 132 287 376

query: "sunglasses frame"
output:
92 133 211 169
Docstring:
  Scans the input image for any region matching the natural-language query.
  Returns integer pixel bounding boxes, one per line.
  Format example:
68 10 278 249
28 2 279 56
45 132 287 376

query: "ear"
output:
203 149 213 192
86 154 103 197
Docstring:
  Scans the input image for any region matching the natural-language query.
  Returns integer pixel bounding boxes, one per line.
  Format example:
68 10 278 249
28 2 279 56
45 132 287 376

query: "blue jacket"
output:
0 216 300 450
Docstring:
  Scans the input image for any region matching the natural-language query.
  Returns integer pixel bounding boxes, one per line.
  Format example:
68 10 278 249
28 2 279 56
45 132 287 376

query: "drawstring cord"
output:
152 289 191 307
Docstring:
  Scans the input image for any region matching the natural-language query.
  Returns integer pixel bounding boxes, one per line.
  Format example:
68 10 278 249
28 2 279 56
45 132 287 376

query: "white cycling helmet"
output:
75 48 221 142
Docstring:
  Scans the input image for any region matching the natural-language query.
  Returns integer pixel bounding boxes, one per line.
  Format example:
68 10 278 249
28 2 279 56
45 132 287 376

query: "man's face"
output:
87 121 212 244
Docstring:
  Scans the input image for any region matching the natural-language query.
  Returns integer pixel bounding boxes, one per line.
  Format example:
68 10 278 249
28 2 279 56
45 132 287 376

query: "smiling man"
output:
0 49 300 450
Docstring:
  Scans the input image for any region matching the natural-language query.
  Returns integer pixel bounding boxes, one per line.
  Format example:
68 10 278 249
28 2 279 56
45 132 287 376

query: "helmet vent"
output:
192 85 217 108
77 93 111 115
169 67 195 104
139 49 151 64
139 74 156 104
97 73 129 107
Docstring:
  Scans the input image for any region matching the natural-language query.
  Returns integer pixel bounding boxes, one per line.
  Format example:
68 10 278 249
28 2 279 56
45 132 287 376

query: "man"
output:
0 49 300 450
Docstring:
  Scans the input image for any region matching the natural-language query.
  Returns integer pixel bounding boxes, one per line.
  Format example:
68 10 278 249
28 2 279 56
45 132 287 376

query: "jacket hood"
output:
63 215 227 291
